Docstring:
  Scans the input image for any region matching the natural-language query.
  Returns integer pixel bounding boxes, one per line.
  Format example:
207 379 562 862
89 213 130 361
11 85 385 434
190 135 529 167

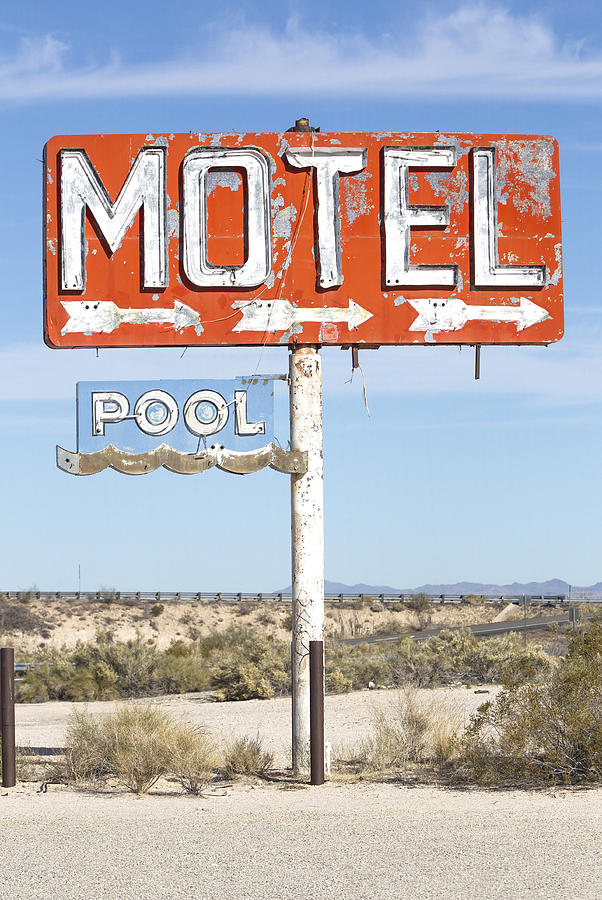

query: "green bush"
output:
406 593 431 614
460 617 602 785
207 626 289 701
326 668 352 694
327 630 551 692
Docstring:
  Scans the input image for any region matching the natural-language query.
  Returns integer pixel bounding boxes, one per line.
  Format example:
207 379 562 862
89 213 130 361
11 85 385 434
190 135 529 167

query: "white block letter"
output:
472 148 546 288
234 390 265 436
134 390 179 437
60 148 167 291
91 391 129 436
183 148 271 288
184 390 229 437
384 147 456 288
285 147 367 289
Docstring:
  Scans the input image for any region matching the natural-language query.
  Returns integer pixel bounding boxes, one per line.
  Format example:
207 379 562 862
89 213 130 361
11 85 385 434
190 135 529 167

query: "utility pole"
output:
290 344 324 775
288 116 325 779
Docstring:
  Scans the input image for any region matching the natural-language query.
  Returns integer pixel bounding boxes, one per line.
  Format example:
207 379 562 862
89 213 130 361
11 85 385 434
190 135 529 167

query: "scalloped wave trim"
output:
56 443 307 476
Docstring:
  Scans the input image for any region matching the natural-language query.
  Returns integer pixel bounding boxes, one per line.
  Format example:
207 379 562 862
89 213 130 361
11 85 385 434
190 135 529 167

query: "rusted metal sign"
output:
44 132 562 347
76 378 274 453
57 375 308 476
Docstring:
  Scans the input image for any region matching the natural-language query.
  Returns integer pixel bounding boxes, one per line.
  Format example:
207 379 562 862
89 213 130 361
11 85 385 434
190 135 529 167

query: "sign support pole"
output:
289 345 324 775
1 648 16 788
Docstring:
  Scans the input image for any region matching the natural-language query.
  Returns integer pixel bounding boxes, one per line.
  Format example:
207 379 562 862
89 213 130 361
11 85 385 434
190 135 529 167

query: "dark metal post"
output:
475 345 481 380
309 640 325 785
1 648 16 787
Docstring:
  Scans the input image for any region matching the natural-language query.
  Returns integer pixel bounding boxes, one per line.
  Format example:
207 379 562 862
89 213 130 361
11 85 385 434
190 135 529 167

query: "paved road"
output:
343 612 594 646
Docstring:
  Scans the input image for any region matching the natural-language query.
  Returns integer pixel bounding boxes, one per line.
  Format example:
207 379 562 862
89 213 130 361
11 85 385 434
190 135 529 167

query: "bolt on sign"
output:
76 378 274 454
44 132 562 348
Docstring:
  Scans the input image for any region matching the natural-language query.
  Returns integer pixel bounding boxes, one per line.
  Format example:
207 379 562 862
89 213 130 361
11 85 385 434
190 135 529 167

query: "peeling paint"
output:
342 171 373 224
206 170 242 193
550 242 563 286
45 131 562 349
274 203 296 238
426 169 468 215
167 208 179 240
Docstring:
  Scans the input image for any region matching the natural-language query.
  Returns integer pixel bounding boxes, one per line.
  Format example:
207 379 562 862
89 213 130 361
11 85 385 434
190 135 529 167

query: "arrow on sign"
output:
406 297 549 333
60 300 203 336
232 298 373 333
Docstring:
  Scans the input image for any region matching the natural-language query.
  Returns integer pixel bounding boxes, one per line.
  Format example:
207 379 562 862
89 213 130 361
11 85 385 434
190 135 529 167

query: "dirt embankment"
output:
0 593 553 652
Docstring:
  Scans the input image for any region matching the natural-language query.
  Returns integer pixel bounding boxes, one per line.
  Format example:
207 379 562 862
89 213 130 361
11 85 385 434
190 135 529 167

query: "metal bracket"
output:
56 443 308 476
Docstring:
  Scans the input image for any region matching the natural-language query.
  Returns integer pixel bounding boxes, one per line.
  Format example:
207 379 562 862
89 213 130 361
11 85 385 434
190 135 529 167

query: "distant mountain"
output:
278 580 401 594
411 578 572 596
277 578 602 597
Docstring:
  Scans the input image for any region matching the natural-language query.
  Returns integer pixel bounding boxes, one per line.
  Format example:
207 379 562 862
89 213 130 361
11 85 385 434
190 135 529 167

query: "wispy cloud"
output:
2 4 602 102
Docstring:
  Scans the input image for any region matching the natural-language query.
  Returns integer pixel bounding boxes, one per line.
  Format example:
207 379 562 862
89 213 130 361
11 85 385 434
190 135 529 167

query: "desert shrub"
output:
71 634 159 697
234 602 255 617
566 614 602 658
391 630 551 688
165 724 219 794
18 627 289 702
17 652 111 703
326 641 394 691
0 598 45 635
60 708 114 783
155 653 210 694
206 626 289 701
326 668 352 694
223 735 273 777
58 706 219 793
406 593 431 614
337 688 461 775
257 609 276 626
459 618 602 786
327 630 551 694
151 603 164 618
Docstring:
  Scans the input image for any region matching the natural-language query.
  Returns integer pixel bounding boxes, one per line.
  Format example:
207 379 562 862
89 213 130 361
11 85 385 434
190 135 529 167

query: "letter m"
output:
60 147 167 290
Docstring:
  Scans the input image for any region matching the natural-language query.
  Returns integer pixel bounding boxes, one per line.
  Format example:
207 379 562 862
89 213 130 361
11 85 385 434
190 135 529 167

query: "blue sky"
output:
1 0 602 591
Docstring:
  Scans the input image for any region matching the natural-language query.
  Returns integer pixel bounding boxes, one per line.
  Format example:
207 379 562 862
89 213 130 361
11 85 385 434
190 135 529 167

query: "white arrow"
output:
232 298 373 333
60 300 202 336
406 297 549 333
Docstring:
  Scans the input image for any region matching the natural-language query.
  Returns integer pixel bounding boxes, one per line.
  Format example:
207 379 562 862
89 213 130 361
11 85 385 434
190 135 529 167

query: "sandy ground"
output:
14 685 499 762
0 781 600 900
2 687 601 899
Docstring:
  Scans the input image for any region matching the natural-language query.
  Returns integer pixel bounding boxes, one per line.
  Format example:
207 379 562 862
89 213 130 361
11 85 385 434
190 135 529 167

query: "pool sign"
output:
76 378 274 454
44 131 562 348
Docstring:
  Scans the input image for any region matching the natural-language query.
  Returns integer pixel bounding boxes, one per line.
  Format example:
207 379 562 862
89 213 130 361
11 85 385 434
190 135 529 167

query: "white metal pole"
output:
289 344 324 774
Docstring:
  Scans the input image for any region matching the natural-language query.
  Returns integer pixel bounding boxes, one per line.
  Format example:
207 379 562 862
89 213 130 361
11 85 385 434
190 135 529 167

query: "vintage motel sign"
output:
76 378 274 454
44 132 562 349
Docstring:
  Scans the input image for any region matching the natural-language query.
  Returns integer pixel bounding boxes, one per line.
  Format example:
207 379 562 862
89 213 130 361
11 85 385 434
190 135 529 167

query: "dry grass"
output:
335 687 461 777
57 705 219 794
223 735 274 778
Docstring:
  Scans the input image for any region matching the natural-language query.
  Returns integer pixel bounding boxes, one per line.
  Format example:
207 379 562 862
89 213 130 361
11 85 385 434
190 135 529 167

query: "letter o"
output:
184 390 229 436
134 390 178 436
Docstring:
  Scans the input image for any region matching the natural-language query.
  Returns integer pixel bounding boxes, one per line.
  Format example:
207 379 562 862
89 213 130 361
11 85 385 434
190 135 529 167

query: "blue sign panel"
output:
76 378 275 454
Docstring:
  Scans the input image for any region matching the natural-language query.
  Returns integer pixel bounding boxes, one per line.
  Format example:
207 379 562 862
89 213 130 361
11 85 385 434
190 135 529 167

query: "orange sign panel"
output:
44 132 562 348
